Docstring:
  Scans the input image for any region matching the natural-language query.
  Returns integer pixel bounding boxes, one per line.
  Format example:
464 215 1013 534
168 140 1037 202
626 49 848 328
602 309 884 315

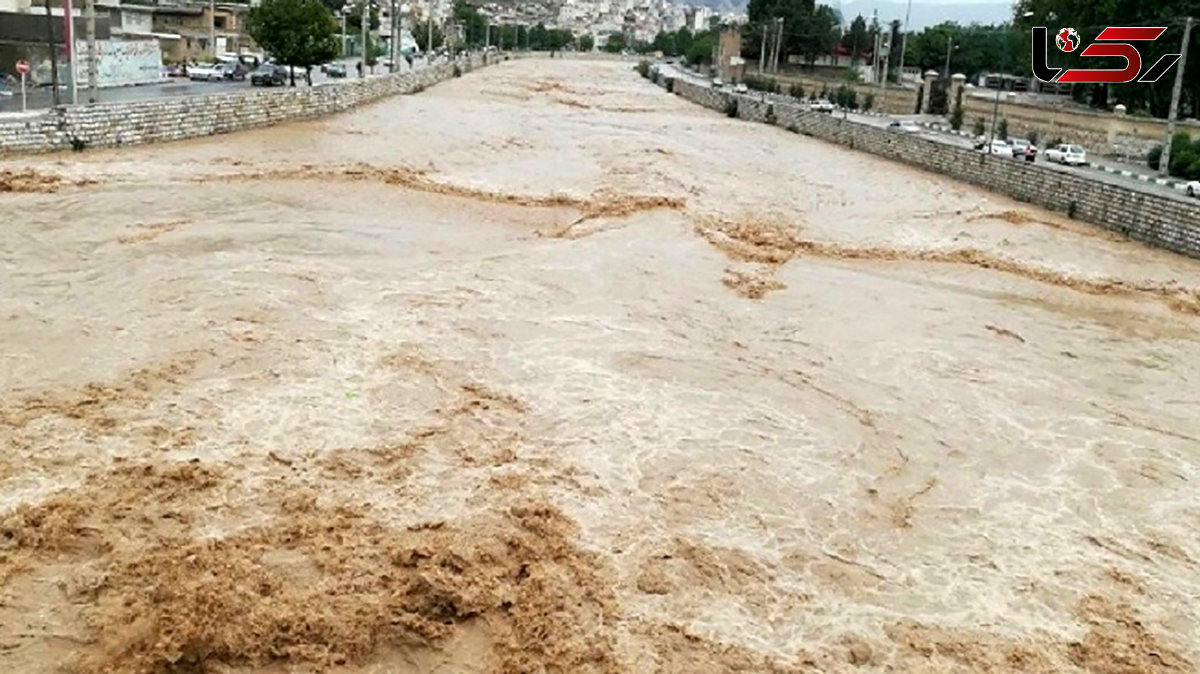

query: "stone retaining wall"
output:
657 71 1200 260
0 53 492 156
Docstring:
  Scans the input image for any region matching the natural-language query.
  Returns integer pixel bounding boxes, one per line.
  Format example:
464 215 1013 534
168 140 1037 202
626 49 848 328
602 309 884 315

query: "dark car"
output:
219 61 248 81
250 64 286 87
326 62 347 78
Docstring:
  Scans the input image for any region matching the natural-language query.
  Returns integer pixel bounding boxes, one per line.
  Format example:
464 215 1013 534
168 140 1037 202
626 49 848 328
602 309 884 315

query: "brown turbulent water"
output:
1 57 1198 673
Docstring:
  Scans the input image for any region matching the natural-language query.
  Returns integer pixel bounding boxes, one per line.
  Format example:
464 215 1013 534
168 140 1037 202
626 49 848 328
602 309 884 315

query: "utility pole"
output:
389 0 397 71
86 0 97 103
987 84 1001 149
485 22 490 49
773 18 783 73
879 32 889 107
1160 16 1193 177
758 21 766 74
65 0 76 104
44 0 60 106
426 6 433 60
896 0 911 87
209 0 215 58
943 36 954 79
360 0 368 75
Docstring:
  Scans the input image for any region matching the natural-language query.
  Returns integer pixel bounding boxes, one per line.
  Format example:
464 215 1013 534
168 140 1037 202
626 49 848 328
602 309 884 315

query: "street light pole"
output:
896 0 911 86
43 0 60 106
1160 16 1193 177
943 36 953 79
86 0 97 103
360 0 368 76
987 83 1001 149
209 0 215 58
65 0 76 104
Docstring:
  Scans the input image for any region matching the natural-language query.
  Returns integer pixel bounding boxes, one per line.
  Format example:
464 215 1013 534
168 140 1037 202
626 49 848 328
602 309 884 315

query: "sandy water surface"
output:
1 57 1199 673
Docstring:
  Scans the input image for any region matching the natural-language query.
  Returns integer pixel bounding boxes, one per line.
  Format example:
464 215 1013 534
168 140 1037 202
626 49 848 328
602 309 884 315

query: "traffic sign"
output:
15 60 30 75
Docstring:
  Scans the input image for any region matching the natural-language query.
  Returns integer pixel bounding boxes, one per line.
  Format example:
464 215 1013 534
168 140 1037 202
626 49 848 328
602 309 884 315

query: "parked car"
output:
983 140 1014 157
1187 180 1200 197
711 77 723 88
218 61 248 81
811 99 834 113
1006 138 1039 162
250 64 287 87
188 63 221 81
1045 144 1088 166
326 62 347 78
887 120 921 134
733 82 748 93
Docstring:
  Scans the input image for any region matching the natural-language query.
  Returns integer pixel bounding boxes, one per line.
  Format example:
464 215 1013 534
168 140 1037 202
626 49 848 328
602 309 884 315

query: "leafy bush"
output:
788 82 805 99
997 118 1009 141
635 60 651 78
743 74 778 93
724 97 738 117
972 117 986 137
928 84 948 115
1147 144 1163 170
453 64 462 77
833 84 857 110
1027 129 1039 146
863 93 874 112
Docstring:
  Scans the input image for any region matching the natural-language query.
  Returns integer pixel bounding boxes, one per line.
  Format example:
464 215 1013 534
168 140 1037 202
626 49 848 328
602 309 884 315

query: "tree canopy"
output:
247 0 340 85
903 22 1026 80
1014 0 1200 117
745 0 841 67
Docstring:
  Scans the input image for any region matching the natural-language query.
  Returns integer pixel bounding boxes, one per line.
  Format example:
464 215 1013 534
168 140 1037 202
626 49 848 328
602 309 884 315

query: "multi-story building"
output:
152 3 254 62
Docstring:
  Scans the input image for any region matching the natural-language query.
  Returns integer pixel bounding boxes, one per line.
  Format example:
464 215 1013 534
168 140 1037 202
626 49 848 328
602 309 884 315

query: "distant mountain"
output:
831 1 1014 29
687 0 1014 29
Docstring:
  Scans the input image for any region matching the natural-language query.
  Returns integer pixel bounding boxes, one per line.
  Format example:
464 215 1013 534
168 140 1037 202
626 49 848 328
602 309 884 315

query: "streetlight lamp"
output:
943 38 957 79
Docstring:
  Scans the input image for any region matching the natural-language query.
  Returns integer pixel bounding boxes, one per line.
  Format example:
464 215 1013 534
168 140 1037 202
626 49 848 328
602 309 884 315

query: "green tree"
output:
247 0 339 86
604 33 627 53
685 31 717 65
343 4 379 31
842 14 869 64
1015 0 1200 117
412 19 443 52
579 33 595 51
452 0 488 47
746 0 840 68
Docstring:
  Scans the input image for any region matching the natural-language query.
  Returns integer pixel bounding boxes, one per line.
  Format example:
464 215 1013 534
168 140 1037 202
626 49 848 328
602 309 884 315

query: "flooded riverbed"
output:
1 57 1198 673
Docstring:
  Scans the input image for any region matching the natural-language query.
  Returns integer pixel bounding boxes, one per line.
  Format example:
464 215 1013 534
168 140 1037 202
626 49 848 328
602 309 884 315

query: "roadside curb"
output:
1089 162 1189 192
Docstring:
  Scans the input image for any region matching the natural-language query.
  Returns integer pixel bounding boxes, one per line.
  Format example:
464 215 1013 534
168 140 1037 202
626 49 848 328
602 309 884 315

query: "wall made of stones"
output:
0 53 489 156
663 75 1200 260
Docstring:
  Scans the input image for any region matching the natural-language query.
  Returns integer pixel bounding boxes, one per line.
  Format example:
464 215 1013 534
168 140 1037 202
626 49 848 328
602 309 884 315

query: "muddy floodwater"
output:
2 58 1199 673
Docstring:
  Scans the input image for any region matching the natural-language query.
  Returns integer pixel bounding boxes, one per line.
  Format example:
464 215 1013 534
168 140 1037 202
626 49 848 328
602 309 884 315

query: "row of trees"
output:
247 0 593 86
745 0 841 68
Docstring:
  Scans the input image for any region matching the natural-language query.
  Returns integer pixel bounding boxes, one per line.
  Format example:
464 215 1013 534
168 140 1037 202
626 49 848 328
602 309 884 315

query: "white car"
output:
187 63 221 81
1187 180 1200 197
733 83 748 94
983 140 1013 158
887 120 921 133
1045 144 1088 166
811 99 834 113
